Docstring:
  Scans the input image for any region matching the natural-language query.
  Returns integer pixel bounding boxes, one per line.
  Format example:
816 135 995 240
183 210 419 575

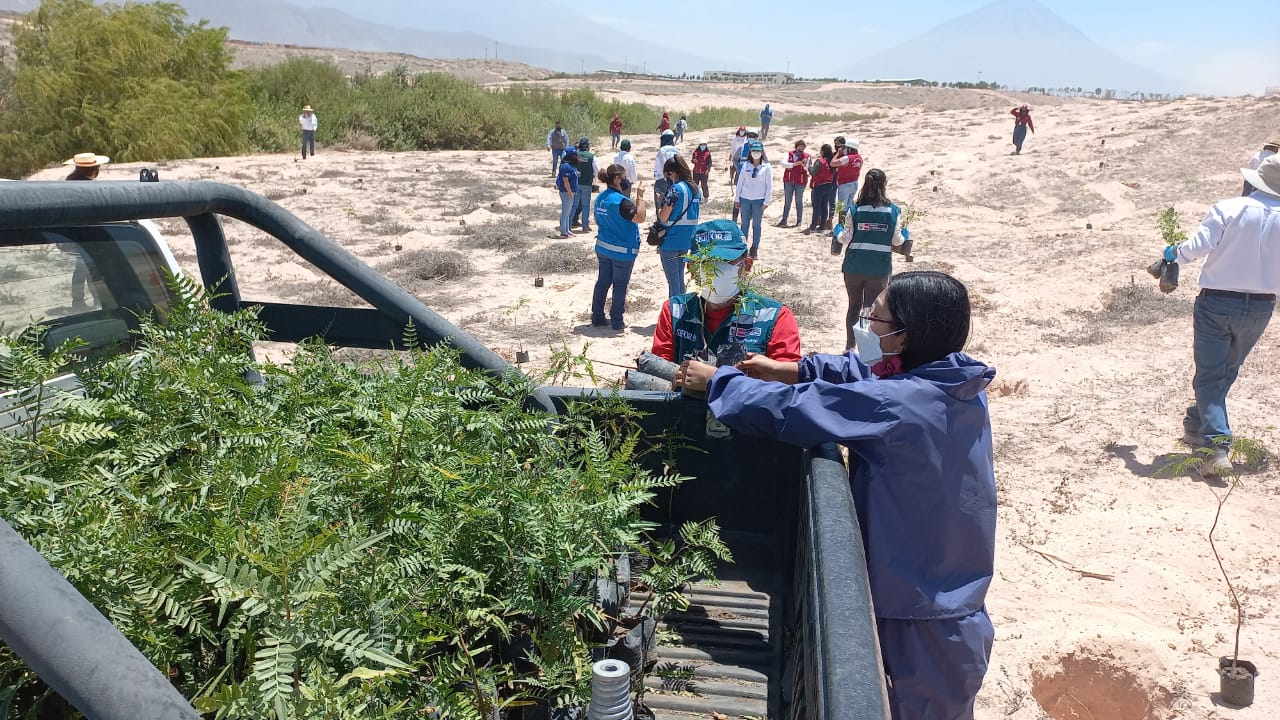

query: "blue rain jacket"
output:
706 351 996 620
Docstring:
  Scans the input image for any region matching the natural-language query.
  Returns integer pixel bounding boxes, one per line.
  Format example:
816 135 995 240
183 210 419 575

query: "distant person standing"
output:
591 164 647 330
803 144 837 235
692 142 713 199
299 105 318 159
729 126 748 185
759 103 773 140
547 120 570 177
832 168 905 351
1243 138 1278 195
830 136 863 214
777 140 811 228
571 137 601 232
555 147 581 238
1010 104 1034 155
1162 155 1280 475
62 152 110 311
609 113 623 150
657 111 671 133
734 140 773 259
674 115 688 143
653 129 681 207
613 139 638 187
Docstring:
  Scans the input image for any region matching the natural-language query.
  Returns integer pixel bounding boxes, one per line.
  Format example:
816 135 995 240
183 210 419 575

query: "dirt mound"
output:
1031 643 1177 720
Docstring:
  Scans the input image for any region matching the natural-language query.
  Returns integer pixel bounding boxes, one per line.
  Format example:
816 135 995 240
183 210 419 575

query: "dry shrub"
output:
989 378 1030 398
383 249 474 281
337 129 380 152
318 169 348 179
1091 281 1191 327
463 222 534 251
504 242 595 275
264 188 294 201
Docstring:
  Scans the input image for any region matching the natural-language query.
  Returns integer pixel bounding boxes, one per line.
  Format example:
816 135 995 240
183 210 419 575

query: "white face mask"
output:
852 319 902 365
702 261 742 304
750 151 763 162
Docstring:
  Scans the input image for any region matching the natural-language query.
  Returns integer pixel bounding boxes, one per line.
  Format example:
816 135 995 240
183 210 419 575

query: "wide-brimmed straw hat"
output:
1265 138 1280 149
302 105 314 112
63 153 110 167
1242 155 1280 198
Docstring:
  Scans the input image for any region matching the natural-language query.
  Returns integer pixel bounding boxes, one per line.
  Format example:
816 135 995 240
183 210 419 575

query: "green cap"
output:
693 220 749 261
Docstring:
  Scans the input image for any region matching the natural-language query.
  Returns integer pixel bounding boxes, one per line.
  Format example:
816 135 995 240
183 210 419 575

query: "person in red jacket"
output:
691 142 713 199
777 140 811 227
1010 105 1034 155
657 112 671 133
803 144 837 235
830 136 864 215
609 113 623 149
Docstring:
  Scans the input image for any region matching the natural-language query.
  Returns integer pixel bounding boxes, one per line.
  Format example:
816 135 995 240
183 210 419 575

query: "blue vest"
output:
670 291 783 362
660 181 701 252
593 189 640 262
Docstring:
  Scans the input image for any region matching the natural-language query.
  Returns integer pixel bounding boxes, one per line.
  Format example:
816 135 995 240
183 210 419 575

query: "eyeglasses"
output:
860 311 898 327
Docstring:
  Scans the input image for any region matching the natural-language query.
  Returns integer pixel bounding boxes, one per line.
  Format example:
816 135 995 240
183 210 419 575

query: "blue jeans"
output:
558 191 575 235
809 183 834 228
738 197 764 252
659 250 686 297
611 133 620 149
551 148 564 176
1184 291 1274 448
573 187 593 231
592 255 635 329
781 182 805 225
836 182 858 213
301 130 315 158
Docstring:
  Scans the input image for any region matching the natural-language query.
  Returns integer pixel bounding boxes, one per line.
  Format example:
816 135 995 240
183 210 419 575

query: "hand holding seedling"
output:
675 359 717 392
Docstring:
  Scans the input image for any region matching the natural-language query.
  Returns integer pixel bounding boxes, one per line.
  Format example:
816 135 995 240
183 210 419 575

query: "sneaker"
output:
1201 449 1234 477
774 221 788 228
749 248 758 259
557 233 572 239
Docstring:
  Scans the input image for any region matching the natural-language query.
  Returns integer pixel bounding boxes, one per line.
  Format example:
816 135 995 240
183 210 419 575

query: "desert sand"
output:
30 80 1280 720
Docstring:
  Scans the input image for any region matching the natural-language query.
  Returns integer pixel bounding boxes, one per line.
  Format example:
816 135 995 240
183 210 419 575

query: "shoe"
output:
566 230 576 237
611 322 626 331
591 318 609 327
1200 449 1233 477
749 248 758 259
582 226 592 233
802 226 816 235
571 222 582 229
1181 429 1203 448
557 233 572 239
774 221 788 228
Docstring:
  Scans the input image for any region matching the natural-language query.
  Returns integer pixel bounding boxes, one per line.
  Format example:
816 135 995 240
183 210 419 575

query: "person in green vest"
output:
651 219 802 365
571 137 601 232
830 168 906 352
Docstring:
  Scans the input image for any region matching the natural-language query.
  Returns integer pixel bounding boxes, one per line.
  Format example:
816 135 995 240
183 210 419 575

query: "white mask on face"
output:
750 151 763 161
852 319 902 365
702 261 742 304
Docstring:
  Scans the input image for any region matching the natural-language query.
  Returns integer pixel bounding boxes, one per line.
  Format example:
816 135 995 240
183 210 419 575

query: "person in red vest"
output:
692 142 713 199
657 112 671 133
777 140 811 228
1010 105 1035 154
609 113 623 150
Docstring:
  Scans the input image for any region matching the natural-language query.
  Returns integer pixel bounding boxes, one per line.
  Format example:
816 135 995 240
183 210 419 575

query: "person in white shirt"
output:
734 140 773 258
653 130 681 207
299 105 318 159
1243 138 1278 195
1162 154 1280 475
728 126 748 186
613 139 638 188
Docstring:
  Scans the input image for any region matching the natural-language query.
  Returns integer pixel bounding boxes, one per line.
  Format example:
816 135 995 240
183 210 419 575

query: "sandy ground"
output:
29 82 1280 720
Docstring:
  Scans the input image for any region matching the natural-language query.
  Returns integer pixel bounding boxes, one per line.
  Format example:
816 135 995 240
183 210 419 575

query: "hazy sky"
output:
294 0 1279 95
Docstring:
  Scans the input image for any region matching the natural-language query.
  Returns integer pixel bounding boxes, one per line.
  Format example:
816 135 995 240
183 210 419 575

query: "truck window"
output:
0 224 176 388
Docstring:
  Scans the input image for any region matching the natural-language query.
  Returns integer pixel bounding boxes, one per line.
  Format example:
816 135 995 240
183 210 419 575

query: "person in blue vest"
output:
759 103 773 140
591 164 647 330
831 168 905 351
651 219 801 364
674 271 995 720
654 156 702 297
555 147 580 239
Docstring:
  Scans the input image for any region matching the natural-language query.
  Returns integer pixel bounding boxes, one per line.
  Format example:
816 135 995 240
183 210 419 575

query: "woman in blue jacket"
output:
591 165 647 330
675 271 996 720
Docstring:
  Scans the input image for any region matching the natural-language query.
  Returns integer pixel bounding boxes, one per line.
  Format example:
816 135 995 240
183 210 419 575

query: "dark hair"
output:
598 164 627 189
885 271 970 370
794 140 806 148
834 135 846 145
856 168 889 207
820 143 834 161
65 166 99 180
664 155 695 189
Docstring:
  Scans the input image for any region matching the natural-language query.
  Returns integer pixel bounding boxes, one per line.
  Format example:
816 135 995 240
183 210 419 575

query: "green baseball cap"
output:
693 219 749 261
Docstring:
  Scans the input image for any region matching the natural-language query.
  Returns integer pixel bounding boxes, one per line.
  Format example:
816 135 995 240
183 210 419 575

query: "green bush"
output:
0 0 247 178
0 279 728 719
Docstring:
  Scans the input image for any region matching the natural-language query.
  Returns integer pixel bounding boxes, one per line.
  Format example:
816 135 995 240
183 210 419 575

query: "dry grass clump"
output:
462 222 534 251
504 242 596 275
1090 281 1191 327
382 249 474 281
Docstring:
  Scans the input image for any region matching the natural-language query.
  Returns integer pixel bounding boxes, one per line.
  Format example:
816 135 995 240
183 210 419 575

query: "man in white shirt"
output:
299 105 318 159
613 139 638 188
1243 138 1278 195
653 130 681 207
1164 155 1280 474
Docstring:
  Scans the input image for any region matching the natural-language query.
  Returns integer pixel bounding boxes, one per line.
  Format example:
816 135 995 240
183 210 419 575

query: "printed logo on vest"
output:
675 328 699 343
856 222 889 232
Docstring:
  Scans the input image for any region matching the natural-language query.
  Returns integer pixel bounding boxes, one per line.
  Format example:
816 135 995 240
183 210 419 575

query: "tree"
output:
0 0 248 178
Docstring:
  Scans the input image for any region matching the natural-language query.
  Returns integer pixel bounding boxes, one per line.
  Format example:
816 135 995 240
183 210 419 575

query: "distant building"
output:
1266 86 1280 97
703 70 795 85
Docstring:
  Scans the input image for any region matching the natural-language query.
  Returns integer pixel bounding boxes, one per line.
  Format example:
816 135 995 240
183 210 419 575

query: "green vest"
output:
841 204 900 277
670 291 783 363
576 151 596 183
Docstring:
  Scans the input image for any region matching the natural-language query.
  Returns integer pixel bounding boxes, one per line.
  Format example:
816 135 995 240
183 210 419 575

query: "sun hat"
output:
1242 155 1280 197
693 219 749 262
1265 138 1280 149
63 153 110 167
847 139 860 150
302 105 313 112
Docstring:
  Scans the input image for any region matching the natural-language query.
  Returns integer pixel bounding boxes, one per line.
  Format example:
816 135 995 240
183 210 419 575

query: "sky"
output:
292 0 1280 95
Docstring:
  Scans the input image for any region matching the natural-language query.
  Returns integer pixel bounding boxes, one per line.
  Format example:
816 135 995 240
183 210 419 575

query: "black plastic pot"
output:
1147 259 1179 293
605 615 657 674
1218 657 1258 707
